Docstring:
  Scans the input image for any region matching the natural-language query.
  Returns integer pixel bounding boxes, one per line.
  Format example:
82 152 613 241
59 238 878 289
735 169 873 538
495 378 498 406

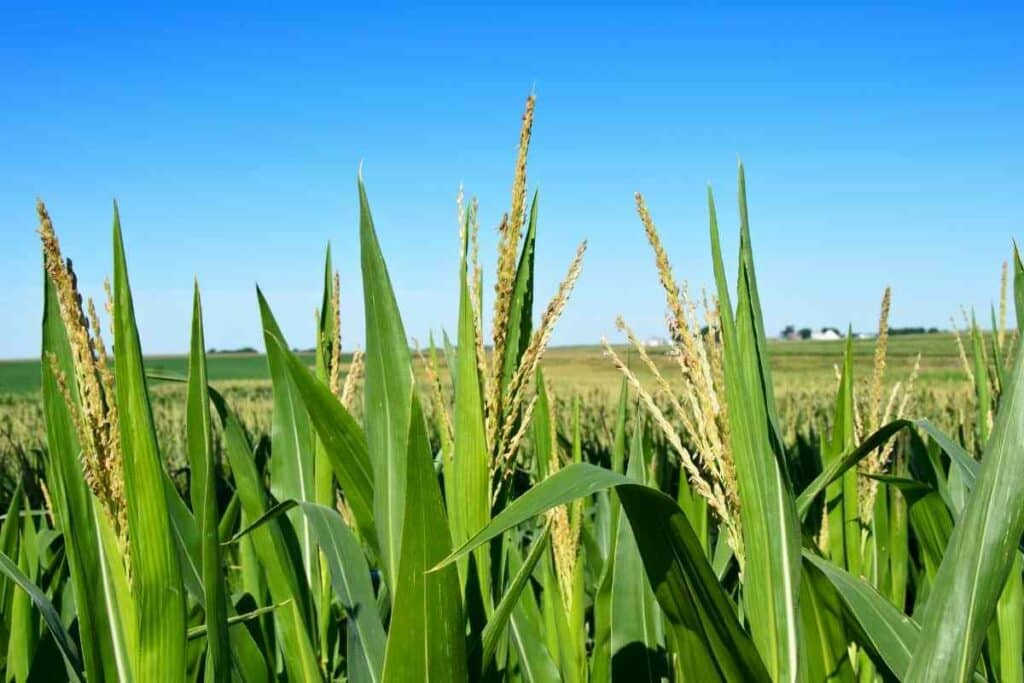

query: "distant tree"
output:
798 327 812 340
780 324 796 339
209 346 258 354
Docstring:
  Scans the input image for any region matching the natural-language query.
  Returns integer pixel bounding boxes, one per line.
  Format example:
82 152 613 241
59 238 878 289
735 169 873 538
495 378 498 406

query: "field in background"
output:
0 332 976 472
0 332 970 397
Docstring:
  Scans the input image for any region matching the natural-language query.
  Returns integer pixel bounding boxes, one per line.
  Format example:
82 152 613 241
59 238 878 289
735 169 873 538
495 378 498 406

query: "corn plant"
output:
3 97 1024 682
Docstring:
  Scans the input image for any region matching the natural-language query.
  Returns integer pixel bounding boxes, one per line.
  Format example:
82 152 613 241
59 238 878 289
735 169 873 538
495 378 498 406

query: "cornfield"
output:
2 96 1023 682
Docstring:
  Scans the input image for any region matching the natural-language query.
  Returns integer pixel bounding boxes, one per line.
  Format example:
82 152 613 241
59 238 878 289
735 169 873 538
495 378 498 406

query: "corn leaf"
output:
609 422 665 680
451 217 491 608
804 551 918 678
41 272 131 682
908 346 1024 681
381 392 468 681
267 333 378 560
479 522 551 671
0 549 83 681
435 463 770 681
359 175 414 593
112 205 187 681
499 191 539 395
258 288 318 587
798 555 853 682
186 284 230 682
708 183 801 681
5 495 36 683
209 389 321 681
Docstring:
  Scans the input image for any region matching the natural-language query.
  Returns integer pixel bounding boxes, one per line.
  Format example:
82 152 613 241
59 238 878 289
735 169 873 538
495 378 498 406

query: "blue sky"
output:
1 2 1021 359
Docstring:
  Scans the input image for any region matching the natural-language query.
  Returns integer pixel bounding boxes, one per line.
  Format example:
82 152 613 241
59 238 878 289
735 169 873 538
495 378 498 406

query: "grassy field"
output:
0 332 970 397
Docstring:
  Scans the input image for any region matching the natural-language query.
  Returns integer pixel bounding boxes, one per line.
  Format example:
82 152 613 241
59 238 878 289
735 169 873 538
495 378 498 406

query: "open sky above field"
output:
1 2 1021 358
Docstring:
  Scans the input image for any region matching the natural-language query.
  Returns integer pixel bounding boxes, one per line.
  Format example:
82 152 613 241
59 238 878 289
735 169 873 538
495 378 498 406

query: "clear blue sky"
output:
1 2 1021 359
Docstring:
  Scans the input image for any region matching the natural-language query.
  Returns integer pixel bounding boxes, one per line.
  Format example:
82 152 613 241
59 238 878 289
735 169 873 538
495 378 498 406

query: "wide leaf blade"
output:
186 284 230 682
908 341 1024 680
112 205 186 681
381 392 468 681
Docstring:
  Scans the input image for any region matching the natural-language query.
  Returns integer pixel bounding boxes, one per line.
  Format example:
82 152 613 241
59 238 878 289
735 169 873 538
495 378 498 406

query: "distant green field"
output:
0 351 316 395
0 332 971 396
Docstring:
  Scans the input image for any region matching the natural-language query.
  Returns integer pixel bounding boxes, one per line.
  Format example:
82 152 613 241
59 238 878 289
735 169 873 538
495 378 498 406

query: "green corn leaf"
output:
435 463 770 682
313 245 339 675
164 471 205 600
736 164 787 457
823 334 859 575
41 271 131 682
185 602 287 640
237 499 388 683
0 549 83 681
359 175 414 594
1013 243 1024 347
532 369 554 482
504 537 561 683
709 183 801 681
479 522 551 671
0 480 24 658
257 288 318 588
610 421 664 680
451 217 491 608
804 551 918 678
209 389 321 681
917 418 979 491
795 419 914 518
186 284 230 682
969 312 993 446
908 347 1024 681
888 459 910 612
591 380 629 683
991 304 1007 394
381 392 468 681
499 191 539 395
93 495 137 680
218 490 241 544
5 497 37 683
112 205 187 681
798 553 853 682
266 333 377 560
995 554 1023 683
303 502 387 683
